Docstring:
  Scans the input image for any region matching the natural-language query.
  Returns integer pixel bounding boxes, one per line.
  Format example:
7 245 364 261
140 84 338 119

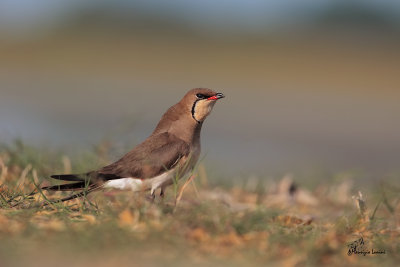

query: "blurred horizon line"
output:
1 1 400 41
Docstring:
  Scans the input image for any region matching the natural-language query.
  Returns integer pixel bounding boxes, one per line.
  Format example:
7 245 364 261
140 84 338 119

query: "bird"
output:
42 88 225 202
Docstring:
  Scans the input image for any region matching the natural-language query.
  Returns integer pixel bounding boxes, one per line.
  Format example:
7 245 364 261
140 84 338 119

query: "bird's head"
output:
182 88 225 123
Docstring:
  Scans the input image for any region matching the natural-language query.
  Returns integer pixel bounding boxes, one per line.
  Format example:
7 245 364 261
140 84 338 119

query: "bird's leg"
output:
160 187 165 198
149 190 156 203
148 185 158 203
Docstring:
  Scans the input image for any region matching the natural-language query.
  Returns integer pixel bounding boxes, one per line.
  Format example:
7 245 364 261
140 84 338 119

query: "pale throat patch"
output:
193 100 216 122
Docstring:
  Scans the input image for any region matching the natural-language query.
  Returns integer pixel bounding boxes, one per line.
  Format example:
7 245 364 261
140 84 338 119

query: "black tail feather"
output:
42 182 87 191
50 174 87 182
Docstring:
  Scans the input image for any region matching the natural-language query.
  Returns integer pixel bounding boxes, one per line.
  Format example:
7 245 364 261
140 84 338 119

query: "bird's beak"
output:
207 93 225 100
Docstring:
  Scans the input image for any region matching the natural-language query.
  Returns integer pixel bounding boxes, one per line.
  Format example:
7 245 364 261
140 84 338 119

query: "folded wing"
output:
46 132 191 192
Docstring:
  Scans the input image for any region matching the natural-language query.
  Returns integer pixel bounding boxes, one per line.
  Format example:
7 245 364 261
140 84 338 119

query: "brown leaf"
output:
82 214 97 225
118 209 138 227
216 231 242 247
187 227 210 243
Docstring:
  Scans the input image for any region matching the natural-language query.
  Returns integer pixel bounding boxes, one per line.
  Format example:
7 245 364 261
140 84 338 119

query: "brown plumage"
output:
43 88 224 201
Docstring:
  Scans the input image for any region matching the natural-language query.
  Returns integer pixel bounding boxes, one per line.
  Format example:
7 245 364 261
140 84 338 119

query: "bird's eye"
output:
196 93 207 99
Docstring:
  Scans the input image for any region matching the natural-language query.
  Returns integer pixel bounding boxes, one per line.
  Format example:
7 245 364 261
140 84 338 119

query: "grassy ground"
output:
0 141 399 266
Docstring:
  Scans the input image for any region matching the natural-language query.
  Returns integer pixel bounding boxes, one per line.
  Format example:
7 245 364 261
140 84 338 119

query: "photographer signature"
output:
347 237 386 256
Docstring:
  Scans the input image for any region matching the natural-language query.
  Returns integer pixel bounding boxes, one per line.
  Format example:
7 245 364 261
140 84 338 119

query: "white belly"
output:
103 169 180 195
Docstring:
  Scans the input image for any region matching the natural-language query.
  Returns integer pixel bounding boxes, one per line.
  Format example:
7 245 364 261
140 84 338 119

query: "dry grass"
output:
0 141 399 267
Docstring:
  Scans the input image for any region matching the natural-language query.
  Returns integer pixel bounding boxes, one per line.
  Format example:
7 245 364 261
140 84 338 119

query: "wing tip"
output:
50 174 82 181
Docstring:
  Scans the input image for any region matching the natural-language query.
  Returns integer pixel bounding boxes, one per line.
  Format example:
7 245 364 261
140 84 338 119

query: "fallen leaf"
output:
187 227 210 243
118 209 138 227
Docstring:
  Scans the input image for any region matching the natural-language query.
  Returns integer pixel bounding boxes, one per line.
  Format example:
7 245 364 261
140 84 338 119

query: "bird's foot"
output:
160 188 165 198
146 191 155 203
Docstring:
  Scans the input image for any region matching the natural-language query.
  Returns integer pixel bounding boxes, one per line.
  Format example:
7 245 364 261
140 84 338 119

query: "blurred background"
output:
1 0 399 179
